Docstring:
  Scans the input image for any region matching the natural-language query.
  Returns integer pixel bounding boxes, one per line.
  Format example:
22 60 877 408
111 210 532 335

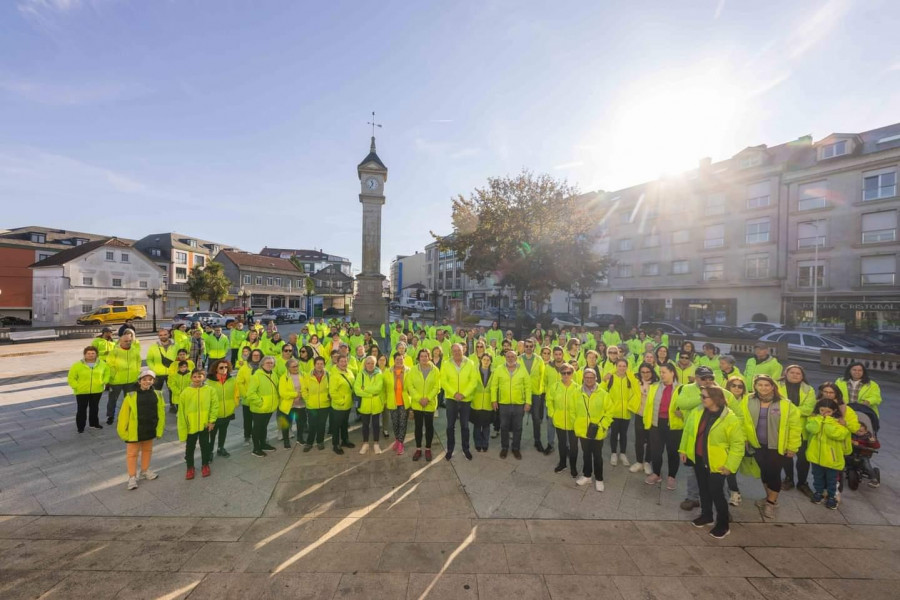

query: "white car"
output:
758 330 870 360
171 311 233 329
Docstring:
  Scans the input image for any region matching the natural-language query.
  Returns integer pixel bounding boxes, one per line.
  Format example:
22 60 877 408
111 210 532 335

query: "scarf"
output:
217 373 227 384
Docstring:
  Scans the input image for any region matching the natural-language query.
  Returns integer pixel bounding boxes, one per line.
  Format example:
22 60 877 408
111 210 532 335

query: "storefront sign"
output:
793 301 900 311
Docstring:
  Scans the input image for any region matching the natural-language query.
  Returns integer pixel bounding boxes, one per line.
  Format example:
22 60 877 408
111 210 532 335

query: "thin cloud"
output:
0 79 149 106
714 0 725 20
886 62 900 72
553 161 584 170
450 147 481 159
429 119 454 123
787 0 851 60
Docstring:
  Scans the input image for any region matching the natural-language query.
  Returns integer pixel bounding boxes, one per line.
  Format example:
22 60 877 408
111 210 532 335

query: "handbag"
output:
583 392 599 439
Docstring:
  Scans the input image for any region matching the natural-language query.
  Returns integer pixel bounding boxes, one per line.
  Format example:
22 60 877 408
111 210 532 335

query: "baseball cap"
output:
139 368 156 380
695 366 715 378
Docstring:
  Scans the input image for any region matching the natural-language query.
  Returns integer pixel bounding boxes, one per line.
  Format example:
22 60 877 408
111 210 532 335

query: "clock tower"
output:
353 134 389 329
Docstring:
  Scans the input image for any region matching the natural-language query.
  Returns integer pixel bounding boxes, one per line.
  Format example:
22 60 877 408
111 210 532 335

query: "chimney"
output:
796 135 813 146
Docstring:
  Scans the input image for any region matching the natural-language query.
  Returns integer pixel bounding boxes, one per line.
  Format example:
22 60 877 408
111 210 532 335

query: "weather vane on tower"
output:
367 111 382 138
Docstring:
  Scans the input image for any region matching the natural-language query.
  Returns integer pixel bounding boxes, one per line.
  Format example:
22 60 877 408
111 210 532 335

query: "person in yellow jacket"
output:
92 327 116 360
145 328 178 404
643 364 682 489
491 350 532 459
229 321 247 364
805 397 851 510
104 331 142 425
604 359 640 467
384 353 411 456
834 362 883 417
207 360 238 458
238 329 262 358
519 339 548 453
713 355 742 387
68 346 111 432
278 359 306 450
301 356 330 451
167 353 194 401
406 349 440 461
743 342 783 388
471 353 496 454
236 349 263 444
354 356 385 455
329 355 356 454
777 365 818 497
177 369 219 480
673 351 697 386
738 374 802 520
171 323 191 353
117 369 166 490
440 344 479 460
601 324 622 348
574 368 614 492
678 386 745 539
245 356 280 458
547 363 579 477
696 343 720 370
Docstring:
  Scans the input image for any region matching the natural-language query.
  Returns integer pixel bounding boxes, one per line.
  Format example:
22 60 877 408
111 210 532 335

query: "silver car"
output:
758 330 870 360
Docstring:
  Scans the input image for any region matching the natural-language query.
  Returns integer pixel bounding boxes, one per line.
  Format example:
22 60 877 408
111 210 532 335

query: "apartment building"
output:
423 240 507 311
389 252 428 299
260 247 352 276
214 251 307 311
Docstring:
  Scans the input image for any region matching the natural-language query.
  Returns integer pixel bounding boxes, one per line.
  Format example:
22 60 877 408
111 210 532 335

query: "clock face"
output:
365 177 378 191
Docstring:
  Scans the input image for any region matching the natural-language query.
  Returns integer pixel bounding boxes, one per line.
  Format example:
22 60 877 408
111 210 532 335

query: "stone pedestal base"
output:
353 275 387 330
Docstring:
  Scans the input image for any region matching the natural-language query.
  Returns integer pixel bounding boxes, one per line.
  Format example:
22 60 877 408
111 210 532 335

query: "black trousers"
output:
360 413 380 442
783 439 810 485
242 404 253 440
414 410 434 448
75 393 102 430
185 429 212 468
445 399 471 454
531 394 546 444
695 462 729 530
649 418 682 478
634 417 649 464
306 408 328 445
580 437 604 479
608 417 630 454
331 408 350 447
555 427 578 475
251 411 272 452
754 447 783 493
210 417 231 450
280 407 306 445
107 382 137 420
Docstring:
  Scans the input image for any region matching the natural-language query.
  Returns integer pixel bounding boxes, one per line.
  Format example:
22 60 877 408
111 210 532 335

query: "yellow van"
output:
77 305 147 325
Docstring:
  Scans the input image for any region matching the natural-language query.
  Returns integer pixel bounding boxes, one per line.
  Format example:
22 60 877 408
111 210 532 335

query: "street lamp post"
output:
812 221 820 332
147 287 164 333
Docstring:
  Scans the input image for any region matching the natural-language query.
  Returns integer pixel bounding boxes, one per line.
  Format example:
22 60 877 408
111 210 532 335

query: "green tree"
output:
186 267 206 311
438 170 612 332
185 262 232 311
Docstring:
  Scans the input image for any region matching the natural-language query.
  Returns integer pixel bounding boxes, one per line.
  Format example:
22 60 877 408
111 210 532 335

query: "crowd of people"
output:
67 317 885 539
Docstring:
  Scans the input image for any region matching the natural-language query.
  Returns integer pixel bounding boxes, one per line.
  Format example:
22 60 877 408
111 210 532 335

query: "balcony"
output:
797 236 826 249
861 273 896 286
862 229 896 244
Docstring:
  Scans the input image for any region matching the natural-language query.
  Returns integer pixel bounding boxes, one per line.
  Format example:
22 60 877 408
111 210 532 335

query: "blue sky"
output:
2 0 899 274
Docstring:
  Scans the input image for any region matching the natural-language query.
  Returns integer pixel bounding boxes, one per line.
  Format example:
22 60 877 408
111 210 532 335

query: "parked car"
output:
497 309 538 330
592 313 627 330
220 306 248 316
758 330 870 360
413 301 436 313
77 305 147 325
171 311 234 329
698 325 759 340
258 308 307 324
864 331 900 348
550 312 598 328
639 320 706 339
389 301 401 312
1 316 32 327
831 333 900 355
739 321 784 334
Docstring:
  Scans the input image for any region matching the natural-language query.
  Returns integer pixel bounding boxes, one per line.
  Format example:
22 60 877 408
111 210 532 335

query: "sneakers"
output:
464 450 473 460
610 454 618 467
425 449 432 461
811 492 824 504
244 438 251 446
201 464 211 478
666 477 677 491
127 476 138 490
396 442 404 456
90 424 103 430
217 448 230 458
575 475 590 486
594 480 604 492
762 501 776 519
643 462 652 475
360 444 369 455
709 526 730 539
868 480 880 488
373 444 383 455
391 440 399 452
834 490 841 503
629 462 643 473
825 498 838 510
412 449 422 461
303 444 313 452
139 469 158 481
619 454 630 466
186 468 195 480
261 444 276 451
729 491 742 506
555 464 568 474
680 499 700 511
543 445 554 456
333 446 344 455
691 515 714 528
252 449 267 458
644 473 661 485
342 441 356 449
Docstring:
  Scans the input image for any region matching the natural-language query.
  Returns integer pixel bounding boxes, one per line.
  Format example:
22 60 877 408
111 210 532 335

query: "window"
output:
861 255 896 286
243 275 251 284
861 211 897 244
746 181 770 209
120 252 129 263
821 140 847 159
797 261 825 288
745 254 770 279
175 251 187 265
781 333 801 345
619 210 634 224
672 260 690 274
37 253 51 261
705 193 725 215
703 259 724 281
799 181 827 211
617 264 633 278
275 277 282 286
745 218 771 244
256 276 263 285
618 238 633 251
704 224 725 249
188 239 197 248
297 279 303 288
266 277 274 286
194 255 205 267
106 251 115 261
112 278 122 288
175 267 188 280
646 208 659 220
739 154 762 169
30 232 46 243
672 230 690 244
642 262 659 276
81 303 92 313
426 249 432 260
149 248 161 257
139 281 148 289
74 238 86 246
863 170 897 201
82 277 93 286
797 220 826 249
644 234 660 248
427 264 432 274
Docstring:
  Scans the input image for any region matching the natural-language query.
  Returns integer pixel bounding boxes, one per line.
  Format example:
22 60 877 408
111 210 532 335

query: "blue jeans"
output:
812 464 839 497
445 398 471 454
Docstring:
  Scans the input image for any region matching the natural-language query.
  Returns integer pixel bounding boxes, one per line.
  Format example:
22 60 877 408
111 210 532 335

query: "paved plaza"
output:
0 337 899 598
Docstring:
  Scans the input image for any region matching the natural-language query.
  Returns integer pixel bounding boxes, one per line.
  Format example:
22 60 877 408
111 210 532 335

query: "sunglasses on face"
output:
217 366 228 371
699 376 714 381
561 371 573 376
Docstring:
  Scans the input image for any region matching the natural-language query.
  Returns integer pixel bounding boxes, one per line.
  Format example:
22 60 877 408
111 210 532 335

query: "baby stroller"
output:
845 403 881 490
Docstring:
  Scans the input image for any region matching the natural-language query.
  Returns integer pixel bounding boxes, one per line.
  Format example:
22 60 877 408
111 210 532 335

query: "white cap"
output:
139 368 156 380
